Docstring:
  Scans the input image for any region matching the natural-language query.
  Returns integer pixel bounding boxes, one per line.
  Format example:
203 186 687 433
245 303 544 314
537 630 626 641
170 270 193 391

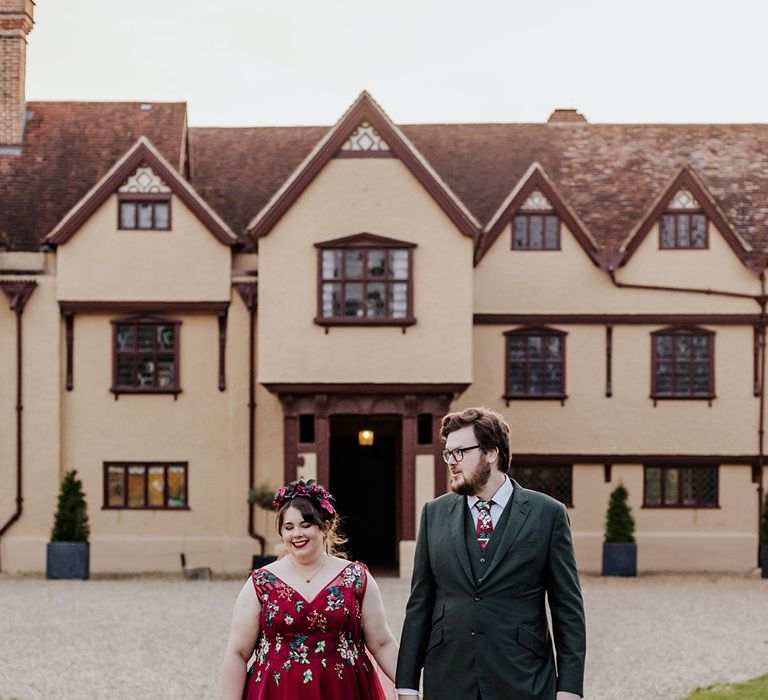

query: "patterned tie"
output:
475 500 494 551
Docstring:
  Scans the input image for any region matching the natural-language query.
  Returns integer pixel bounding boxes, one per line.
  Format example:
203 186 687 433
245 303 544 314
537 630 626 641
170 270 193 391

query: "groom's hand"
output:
556 692 581 699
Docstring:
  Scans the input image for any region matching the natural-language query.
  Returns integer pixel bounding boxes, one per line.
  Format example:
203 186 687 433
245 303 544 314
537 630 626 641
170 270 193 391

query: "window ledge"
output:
503 394 567 407
641 504 720 509
102 506 190 511
314 317 416 327
110 387 182 399
650 394 715 407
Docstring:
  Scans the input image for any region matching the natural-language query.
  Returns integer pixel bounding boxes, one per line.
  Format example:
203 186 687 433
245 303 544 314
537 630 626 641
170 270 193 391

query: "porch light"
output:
358 429 374 446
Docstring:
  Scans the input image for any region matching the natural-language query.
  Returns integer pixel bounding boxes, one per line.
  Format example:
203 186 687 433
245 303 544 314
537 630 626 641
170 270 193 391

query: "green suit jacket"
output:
396 482 586 699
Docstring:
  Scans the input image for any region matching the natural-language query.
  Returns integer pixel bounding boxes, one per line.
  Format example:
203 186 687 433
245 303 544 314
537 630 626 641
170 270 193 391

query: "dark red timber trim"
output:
59 301 229 314
475 165 600 266
0 281 37 572
474 313 762 325
605 325 613 397
46 138 237 247
246 91 478 240
217 310 227 391
64 312 74 391
264 384 465 543
234 282 266 554
618 167 756 273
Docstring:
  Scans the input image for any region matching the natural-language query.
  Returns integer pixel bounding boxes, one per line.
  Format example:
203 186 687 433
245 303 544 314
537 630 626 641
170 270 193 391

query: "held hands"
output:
557 693 581 700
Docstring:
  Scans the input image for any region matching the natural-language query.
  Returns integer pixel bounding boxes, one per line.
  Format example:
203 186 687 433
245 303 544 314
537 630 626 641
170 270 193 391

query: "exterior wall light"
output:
358 429 374 446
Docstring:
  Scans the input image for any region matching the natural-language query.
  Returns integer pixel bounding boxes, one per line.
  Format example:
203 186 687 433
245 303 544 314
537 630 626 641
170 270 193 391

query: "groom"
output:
396 407 586 699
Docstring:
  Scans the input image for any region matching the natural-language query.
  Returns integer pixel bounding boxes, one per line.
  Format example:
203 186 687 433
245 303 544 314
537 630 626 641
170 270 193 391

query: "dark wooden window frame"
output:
103 461 189 510
642 464 719 508
111 315 181 396
315 235 416 328
504 326 567 404
650 326 715 404
659 211 708 249
117 192 172 231
511 211 561 250
510 463 573 507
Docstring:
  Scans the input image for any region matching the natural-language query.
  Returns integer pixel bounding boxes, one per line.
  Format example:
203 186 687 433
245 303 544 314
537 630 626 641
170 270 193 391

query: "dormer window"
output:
512 190 560 250
117 165 172 231
315 233 416 326
660 189 707 249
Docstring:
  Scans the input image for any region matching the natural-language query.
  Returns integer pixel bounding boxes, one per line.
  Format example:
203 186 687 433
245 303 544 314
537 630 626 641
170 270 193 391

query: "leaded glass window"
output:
119 199 171 230
104 463 188 509
318 244 413 322
660 212 707 249
644 465 718 507
510 465 572 506
513 213 560 250
113 318 180 392
505 329 566 398
652 329 713 398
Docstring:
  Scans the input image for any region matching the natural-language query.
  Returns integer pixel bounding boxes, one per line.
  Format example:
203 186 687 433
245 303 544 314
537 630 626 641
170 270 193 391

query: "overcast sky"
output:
24 0 768 127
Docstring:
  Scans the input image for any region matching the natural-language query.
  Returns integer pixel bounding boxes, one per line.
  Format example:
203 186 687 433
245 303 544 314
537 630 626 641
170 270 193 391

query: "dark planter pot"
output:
761 543 768 579
46 542 90 580
252 554 277 571
602 542 637 577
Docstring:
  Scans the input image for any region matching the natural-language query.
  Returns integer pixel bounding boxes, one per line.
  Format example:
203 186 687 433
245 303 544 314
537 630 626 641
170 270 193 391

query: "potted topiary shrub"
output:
46 470 90 580
602 483 637 577
760 492 768 579
248 482 278 570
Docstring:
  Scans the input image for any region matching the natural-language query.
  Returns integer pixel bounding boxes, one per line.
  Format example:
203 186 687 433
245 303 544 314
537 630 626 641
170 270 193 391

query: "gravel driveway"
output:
1 572 767 699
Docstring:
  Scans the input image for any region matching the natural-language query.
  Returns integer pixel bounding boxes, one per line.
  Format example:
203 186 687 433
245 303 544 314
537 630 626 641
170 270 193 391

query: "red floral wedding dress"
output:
242 561 387 699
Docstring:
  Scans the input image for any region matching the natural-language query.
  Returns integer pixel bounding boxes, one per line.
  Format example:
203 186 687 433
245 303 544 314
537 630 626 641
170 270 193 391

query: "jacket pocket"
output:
426 624 444 653
516 626 547 658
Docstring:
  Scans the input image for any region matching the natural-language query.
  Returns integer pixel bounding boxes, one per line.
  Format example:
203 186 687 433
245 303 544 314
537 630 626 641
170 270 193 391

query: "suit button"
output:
480 558 486 563
478 577 483 583
474 596 480 602
471 632 476 636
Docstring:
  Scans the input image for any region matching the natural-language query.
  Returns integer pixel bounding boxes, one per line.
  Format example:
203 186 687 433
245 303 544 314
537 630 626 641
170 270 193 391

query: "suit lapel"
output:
480 480 530 584
449 495 475 588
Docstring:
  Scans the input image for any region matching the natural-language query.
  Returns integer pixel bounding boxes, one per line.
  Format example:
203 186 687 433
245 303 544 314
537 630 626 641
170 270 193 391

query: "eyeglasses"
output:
441 445 481 464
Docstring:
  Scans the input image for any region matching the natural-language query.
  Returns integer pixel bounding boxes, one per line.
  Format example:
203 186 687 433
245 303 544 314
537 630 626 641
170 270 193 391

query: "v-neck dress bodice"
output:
243 561 386 699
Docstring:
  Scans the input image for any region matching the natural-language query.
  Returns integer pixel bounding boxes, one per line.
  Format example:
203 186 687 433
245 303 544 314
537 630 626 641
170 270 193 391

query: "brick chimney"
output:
0 0 34 147
547 108 587 124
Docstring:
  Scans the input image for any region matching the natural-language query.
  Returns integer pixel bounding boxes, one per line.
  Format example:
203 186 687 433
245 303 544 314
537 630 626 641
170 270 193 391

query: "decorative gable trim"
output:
118 166 171 194
337 121 393 157
618 167 756 273
46 137 238 246
314 232 416 249
476 164 600 265
246 91 479 240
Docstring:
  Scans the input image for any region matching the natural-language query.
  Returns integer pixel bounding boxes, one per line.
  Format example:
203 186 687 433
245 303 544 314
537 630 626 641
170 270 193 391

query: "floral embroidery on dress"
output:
288 634 310 666
263 599 280 627
284 612 294 625
337 631 360 666
341 562 364 591
256 635 271 664
275 580 294 600
334 661 345 679
303 669 313 684
295 599 305 613
307 609 328 632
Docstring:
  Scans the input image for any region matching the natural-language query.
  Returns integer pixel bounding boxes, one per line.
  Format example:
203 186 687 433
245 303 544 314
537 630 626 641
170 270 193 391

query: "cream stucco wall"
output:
569 464 759 572
465 324 757 454
0 274 62 572
55 194 231 302
474 221 758 314
257 158 474 384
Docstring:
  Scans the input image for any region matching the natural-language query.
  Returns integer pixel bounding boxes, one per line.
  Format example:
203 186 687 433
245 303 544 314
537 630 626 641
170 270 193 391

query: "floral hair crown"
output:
272 479 336 517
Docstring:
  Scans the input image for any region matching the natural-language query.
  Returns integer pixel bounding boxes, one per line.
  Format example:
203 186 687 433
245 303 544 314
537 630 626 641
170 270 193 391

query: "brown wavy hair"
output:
276 495 347 558
440 406 511 473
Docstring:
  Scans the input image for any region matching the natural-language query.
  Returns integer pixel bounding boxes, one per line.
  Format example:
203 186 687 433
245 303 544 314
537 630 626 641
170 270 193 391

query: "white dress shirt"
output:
396 476 514 696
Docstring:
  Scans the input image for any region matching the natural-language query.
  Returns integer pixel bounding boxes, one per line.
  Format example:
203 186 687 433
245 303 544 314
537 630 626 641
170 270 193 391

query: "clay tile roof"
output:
0 101 187 251
188 125 327 241
402 123 768 252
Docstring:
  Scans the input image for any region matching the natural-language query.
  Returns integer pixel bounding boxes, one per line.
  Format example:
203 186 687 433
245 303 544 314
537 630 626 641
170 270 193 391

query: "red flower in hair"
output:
272 479 336 515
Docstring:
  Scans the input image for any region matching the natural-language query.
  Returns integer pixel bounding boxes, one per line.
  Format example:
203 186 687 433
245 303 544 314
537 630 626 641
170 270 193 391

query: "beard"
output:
450 454 492 496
